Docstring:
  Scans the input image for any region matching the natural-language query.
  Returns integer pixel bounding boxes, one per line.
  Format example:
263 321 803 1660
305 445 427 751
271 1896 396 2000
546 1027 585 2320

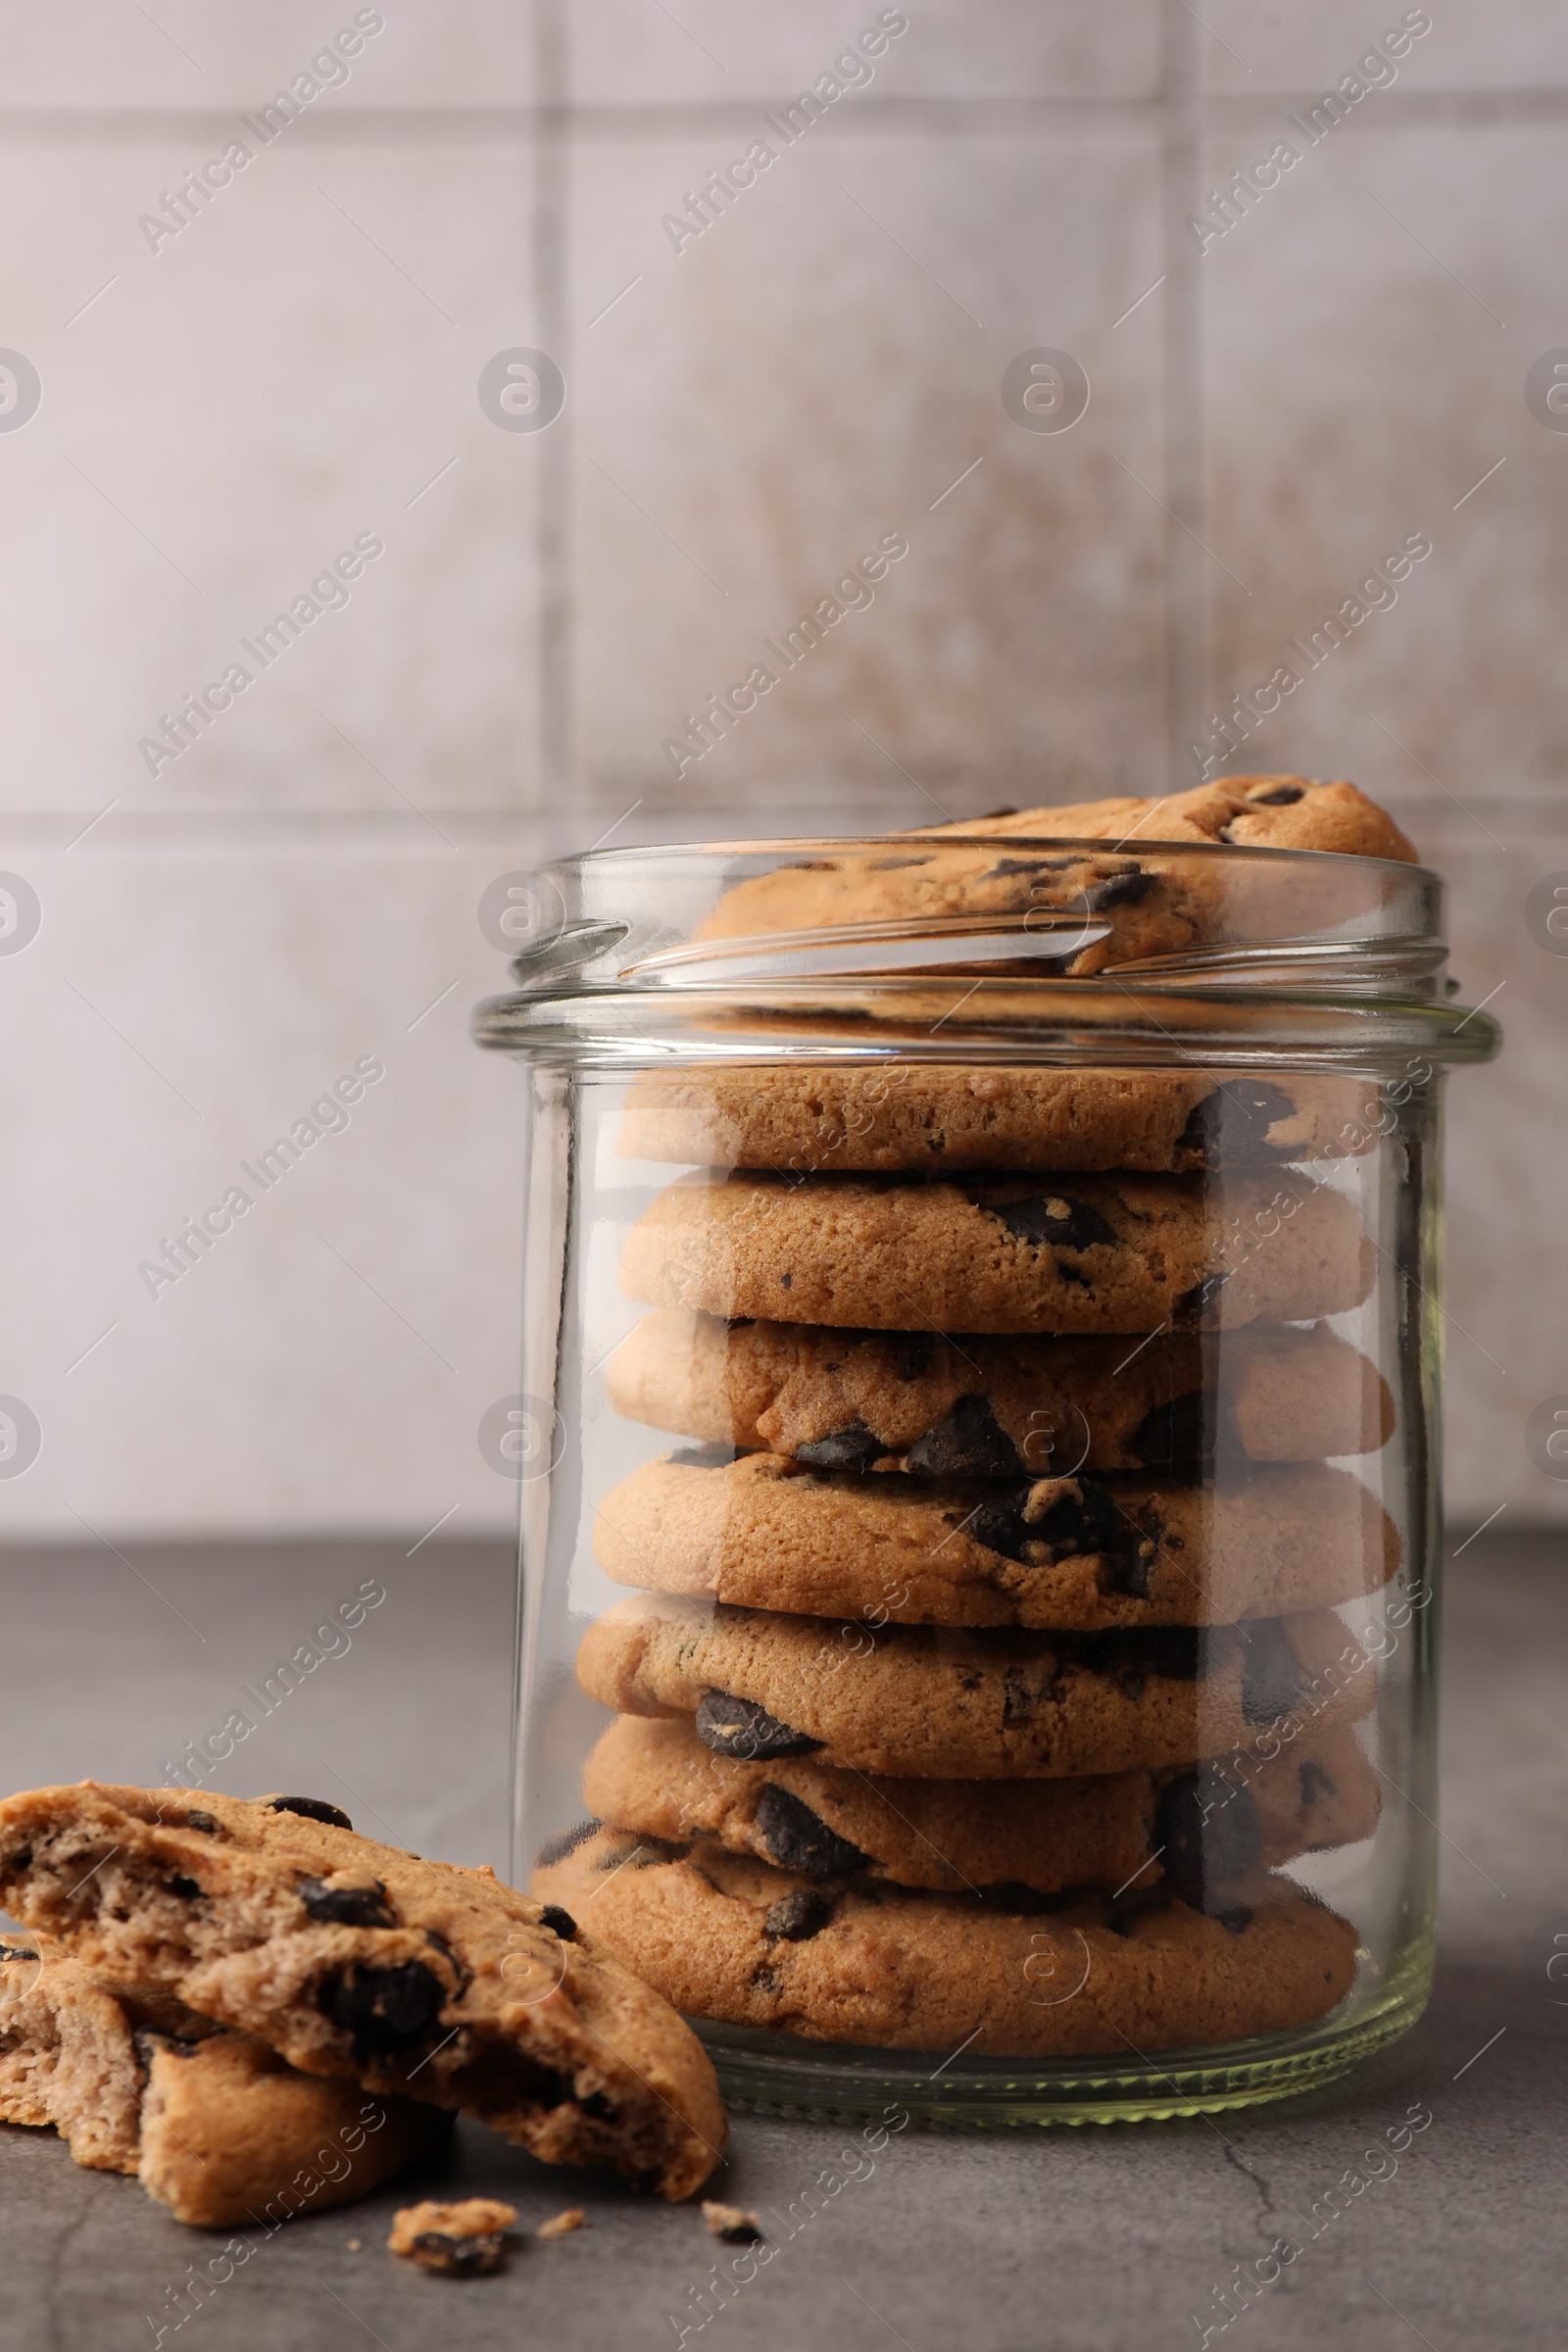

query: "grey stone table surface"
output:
0 1521 1559 2352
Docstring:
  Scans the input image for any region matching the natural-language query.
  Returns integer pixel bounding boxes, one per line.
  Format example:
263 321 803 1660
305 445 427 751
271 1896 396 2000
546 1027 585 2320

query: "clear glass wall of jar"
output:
475 833 1498 2125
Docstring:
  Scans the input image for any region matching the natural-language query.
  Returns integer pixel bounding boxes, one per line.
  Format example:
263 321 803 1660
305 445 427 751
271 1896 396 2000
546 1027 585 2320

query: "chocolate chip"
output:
1212 1903 1255 1936
711 2212 765 2245
1173 1273 1225 1325
795 1422 884 1471
779 1273 793 1290
1002 1666 1046 1725
535 1820 602 1868
268 1795 352 1831
7 1848 30 1873
1247 784 1303 806
0 1943 35 1964
1176 1080 1298 1166
1132 1391 1214 1468
1298 1759 1338 1807
695 1690 823 1761
762 1888 835 1941
1069 1626 1208 1687
906 1394 1023 1478
990 1194 1118 1252
323 1959 445 2054
1083 864 1152 911
1155 1769 1263 1905
754 1787 868 1879
579 2090 616 2122
966 1482 1034 1561
298 1875 396 1929
538 1905 577 1940
1137 1627 1208 1683
1030 1478 1146 1576
1240 1620 1307 1724
967 1477 1149 1597
667 1443 737 1470
409 2230 509 2277
181 1811 220 1836
167 1875 202 1899
980 854 1067 880
891 1333 937 1380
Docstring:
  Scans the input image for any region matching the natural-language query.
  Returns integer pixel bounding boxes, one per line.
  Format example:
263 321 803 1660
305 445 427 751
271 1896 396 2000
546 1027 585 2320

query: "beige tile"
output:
1434 807 1568 1522
570 0 1161 105
0 840 544 1539
1197 2 1566 95
1200 122 1563 813
0 138 540 818
569 125 1170 829
0 2 532 108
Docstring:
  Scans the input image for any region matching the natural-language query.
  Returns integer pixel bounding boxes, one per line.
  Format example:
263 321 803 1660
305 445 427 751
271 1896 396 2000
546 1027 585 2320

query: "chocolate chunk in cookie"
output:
753 1785 869 1880
268 1795 353 1831
989 1193 1120 1254
297 1876 397 1930
794 1421 885 1471
1154 1767 1265 1906
695 1690 824 1762
905 1394 1023 1477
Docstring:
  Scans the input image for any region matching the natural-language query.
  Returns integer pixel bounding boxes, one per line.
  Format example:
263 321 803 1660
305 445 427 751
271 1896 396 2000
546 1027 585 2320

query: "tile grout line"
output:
7 90 1568 143
1160 0 1209 792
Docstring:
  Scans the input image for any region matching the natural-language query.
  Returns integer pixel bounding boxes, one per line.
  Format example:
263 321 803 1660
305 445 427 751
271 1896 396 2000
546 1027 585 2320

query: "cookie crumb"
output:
345 2238 362 2252
388 2198 516 2277
536 2206 586 2240
702 2200 763 2244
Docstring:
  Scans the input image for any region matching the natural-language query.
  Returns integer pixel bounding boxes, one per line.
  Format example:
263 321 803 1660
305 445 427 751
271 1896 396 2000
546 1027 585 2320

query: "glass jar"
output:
474 829 1498 2126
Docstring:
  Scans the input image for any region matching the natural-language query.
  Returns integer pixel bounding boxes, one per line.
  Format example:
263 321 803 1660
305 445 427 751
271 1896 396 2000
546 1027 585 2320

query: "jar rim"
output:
472 832 1497 1069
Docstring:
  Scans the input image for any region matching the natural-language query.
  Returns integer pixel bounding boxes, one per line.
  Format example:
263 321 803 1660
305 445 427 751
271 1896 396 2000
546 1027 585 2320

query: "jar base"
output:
696 1939 1433 2130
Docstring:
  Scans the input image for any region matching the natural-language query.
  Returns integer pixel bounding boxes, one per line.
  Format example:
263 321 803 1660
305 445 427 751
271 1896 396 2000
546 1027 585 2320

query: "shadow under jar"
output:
474 830 1498 2126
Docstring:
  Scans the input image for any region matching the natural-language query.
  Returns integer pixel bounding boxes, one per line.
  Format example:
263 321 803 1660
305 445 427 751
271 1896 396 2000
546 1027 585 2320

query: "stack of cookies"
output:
539 780 1410 2061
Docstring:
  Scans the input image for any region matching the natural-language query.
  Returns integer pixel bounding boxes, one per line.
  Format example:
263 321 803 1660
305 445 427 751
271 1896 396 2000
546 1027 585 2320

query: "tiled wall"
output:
0 1 1561 1541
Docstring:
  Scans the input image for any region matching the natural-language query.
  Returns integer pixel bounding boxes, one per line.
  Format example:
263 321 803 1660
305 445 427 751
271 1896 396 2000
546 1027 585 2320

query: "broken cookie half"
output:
0 1941 445 2226
0 1782 726 2202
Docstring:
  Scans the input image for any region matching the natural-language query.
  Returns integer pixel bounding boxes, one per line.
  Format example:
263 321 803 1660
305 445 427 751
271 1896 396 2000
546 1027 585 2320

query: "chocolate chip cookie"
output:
0 1786 725 2201
690 776 1418 985
619 1169 1373 1335
535 1833 1360 2058
607 1313 1395 1471
595 1450 1399 1631
617 1067 1375 1178
578 1714 1381 1900
625 1161 1372 1336
0 1945 446 2226
575 1594 1376 1780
